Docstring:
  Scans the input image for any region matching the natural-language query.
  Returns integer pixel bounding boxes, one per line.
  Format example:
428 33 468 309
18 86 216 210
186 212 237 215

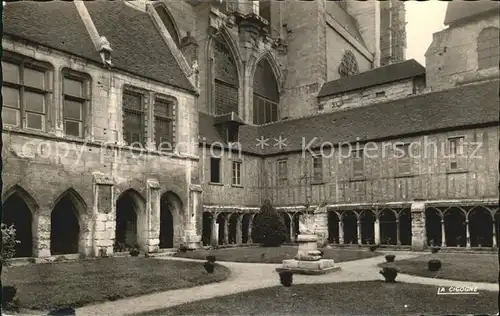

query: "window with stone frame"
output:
351 149 364 178
277 159 288 186
213 35 239 115
2 56 51 131
62 70 91 138
154 96 176 151
154 4 180 47
312 155 323 182
210 157 221 183
338 50 359 77
477 27 500 70
122 89 146 147
253 58 280 124
232 160 242 186
394 143 411 175
448 136 466 170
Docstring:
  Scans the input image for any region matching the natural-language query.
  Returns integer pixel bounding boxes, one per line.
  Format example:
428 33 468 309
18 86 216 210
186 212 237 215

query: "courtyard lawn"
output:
138 281 498 315
174 246 381 263
379 253 498 283
3 257 230 311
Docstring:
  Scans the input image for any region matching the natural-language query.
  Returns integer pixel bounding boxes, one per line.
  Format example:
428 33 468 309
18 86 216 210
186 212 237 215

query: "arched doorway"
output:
50 189 84 255
360 210 375 245
292 212 303 242
444 207 466 247
425 208 442 246
241 214 251 244
342 210 357 244
468 206 493 247
228 213 239 244
115 190 144 250
379 209 397 245
160 192 181 249
2 189 35 257
398 209 412 245
216 213 226 245
202 212 213 246
327 211 339 243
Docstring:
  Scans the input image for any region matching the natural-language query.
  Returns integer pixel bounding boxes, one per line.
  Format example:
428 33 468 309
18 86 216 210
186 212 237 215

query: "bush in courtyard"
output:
431 246 440 254
178 245 189 253
428 259 442 271
206 255 216 263
204 261 215 273
129 245 140 257
379 267 398 282
251 200 287 247
1 223 19 267
279 271 293 287
385 254 396 262
369 245 379 252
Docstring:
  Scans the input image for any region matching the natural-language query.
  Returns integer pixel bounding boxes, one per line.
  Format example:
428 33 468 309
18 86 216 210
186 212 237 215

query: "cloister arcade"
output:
1 185 181 258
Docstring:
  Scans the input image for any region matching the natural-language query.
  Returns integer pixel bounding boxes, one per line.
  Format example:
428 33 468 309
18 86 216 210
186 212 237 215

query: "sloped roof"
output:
444 0 499 26
3 1 100 61
318 59 425 97
3 1 195 93
327 2 366 47
199 80 499 156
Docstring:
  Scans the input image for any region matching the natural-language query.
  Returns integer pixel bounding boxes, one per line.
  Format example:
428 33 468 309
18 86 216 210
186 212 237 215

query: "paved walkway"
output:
74 253 498 316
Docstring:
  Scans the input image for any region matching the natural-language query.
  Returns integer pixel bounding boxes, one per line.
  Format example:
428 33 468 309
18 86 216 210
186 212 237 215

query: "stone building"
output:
1 0 498 260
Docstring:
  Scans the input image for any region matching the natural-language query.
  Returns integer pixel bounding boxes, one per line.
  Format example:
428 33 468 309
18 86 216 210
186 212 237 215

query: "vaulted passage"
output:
160 192 181 249
327 211 339 243
202 212 213 246
468 206 493 247
342 211 357 244
379 209 397 245
241 214 251 244
253 58 279 124
360 210 375 245
115 190 143 249
228 213 239 244
3 193 33 257
281 212 291 242
51 191 82 255
217 213 226 245
444 208 466 247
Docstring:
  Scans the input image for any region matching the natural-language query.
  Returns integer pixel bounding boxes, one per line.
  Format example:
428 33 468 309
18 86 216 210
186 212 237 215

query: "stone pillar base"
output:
183 234 202 250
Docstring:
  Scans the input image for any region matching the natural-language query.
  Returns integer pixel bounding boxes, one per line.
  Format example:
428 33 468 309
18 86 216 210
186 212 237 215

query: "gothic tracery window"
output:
253 58 279 125
213 35 239 115
338 50 359 77
477 27 500 70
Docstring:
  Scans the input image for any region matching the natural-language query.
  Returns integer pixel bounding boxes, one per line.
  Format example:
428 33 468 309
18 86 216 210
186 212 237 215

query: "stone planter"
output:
279 271 293 287
431 247 440 254
385 254 396 262
129 249 140 257
206 255 216 263
379 267 397 282
428 259 442 272
204 261 215 273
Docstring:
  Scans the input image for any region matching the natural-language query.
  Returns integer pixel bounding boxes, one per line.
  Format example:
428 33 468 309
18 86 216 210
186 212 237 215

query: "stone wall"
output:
425 14 499 91
1 37 200 258
317 76 426 113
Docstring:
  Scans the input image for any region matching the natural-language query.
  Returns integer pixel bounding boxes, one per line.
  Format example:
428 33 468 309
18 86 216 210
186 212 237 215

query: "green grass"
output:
379 253 498 283
138 281 498 315
3 257 230 311
174 246 381 263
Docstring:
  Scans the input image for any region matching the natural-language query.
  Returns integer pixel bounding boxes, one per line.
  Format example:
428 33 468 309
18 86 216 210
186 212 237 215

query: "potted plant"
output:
379 267 397 282
385 254 396 262
204 261 215 273
129 245 140 257
279 271 293 287
178 244 188 253
428 259 442 272
431 246 440 254
369 244 379 252
206 255 216 263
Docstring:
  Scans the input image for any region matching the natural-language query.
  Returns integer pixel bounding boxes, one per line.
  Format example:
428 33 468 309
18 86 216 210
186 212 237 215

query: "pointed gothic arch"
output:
50 188 87 255
2 185 39 257
153 2 181 47
115 189 147 250
252 53 280 124
159 191 184 248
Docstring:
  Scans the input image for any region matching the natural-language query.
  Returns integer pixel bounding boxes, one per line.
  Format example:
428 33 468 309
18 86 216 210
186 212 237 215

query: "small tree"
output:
251 200 287 247
2 224 19 268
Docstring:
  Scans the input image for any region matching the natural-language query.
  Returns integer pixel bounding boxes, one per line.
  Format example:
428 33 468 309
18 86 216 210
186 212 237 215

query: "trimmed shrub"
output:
178 245 189 253
431 247 440 254
1 223 19 267
279 271 293 287
251 200 288 247
428 259 442 271
369 245 379 252
204 261 215 274
385 254 396 262
129 245 140 257
206 255 216 263
379 267 398 282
